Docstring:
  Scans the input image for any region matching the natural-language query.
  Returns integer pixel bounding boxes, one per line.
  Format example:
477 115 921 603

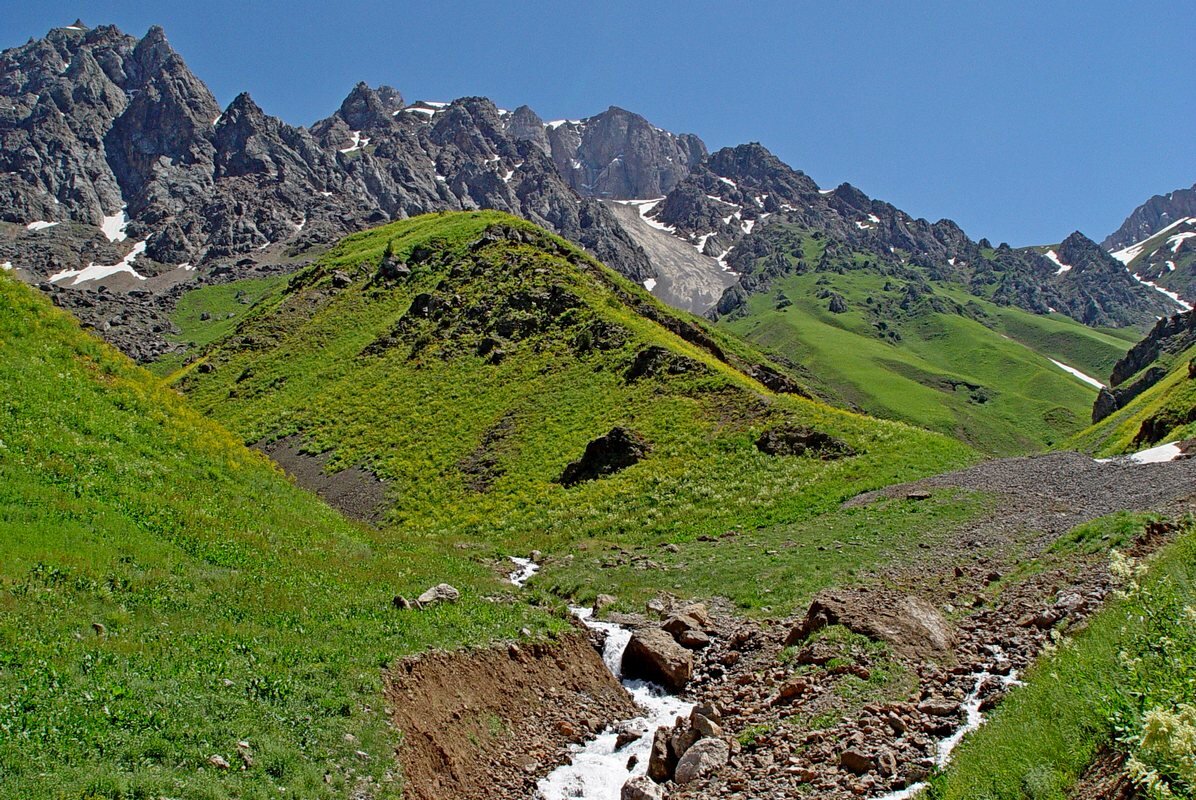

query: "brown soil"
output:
255 434 389 522
1070 749 1141 800
385 630 637 800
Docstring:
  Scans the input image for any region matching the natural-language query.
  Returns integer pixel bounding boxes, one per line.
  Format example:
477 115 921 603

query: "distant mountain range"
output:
1 20 1192 453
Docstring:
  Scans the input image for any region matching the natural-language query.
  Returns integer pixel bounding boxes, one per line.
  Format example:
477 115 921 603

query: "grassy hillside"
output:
930 513 1196 799
720 263 1129 455
1071 341 1196 456
0 274 562 800
170 211 975 595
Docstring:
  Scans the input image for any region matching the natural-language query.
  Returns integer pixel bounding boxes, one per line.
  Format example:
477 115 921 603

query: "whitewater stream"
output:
506 557 693 800
876 647 1021 800
508 558 1019 800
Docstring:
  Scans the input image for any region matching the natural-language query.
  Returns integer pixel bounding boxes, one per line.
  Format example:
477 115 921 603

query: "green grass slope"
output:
930 514 1196 799
171 210 975 573
720 266 1129 455
0 275 560 799
1071 341 1196 456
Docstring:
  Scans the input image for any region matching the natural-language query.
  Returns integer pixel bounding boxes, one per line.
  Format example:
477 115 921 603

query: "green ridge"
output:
0 274 560 800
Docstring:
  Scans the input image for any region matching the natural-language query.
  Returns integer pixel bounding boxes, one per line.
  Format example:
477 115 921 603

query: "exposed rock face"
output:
1104 182 1196 252
530 106 706 200
786 590 957 662
755 425 855 459
559 426 650 486
1093 309 1196 423
1046 231 1178 327
0 23 657 298
621 626 694 692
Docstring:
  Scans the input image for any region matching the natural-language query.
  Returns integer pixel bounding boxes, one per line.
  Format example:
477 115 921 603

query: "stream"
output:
507 558 693 799
508 558 1020 800
876 648 1021 800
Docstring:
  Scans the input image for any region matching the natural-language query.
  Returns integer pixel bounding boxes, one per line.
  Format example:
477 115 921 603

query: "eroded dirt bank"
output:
385 630 636 800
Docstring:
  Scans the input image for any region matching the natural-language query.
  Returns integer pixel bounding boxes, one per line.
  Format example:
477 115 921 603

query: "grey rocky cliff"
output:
660 143 1177 330
526 106 706 200
1104 182 1196 252
0 23 659 305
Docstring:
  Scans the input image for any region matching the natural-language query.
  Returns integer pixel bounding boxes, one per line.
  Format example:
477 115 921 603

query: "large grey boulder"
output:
416 583 460 606
620 774 663 800
674 737 729 785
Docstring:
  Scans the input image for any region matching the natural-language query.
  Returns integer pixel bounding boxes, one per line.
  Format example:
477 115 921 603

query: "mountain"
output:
170 211 970 539
643 142 1179 329
0 24 669 293
605 141 1178 452
1104 182 1196 252
508 104 707 200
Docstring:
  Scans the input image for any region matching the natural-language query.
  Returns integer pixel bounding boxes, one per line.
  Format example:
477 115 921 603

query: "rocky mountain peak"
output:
336 81 400 131
128 25 180 83
1104 183 1196 252
544 106 706 200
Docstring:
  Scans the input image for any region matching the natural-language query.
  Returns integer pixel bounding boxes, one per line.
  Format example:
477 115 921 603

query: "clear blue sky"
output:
4 1 1193 246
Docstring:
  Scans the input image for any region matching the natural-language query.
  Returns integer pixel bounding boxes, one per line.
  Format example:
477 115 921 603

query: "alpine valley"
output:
2 20 1196 800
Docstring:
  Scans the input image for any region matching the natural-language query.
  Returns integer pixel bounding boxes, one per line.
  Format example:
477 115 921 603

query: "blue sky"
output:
4 1 1193 246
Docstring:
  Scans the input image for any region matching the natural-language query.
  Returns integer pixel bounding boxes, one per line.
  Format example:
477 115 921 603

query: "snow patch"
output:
26 221 58 231
1043 249 1071 275
642 278 657 291
1 261 12 271
339 131 369 154
1047 358 1104 389
177 262 194 272
1130 271 1192 311
49 240 147 286
1129 441 1184 464
1110 217 1192 264
1167 231 1196 253
717 176 738 188
617 198 675 233
100 209 129 242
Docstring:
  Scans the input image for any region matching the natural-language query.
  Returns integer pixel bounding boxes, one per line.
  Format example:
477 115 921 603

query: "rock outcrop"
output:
786 590 957 662
1104 182 1196 252
559 427 650 486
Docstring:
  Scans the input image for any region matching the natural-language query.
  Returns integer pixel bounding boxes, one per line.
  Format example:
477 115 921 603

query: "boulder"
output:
593 594 618 614
559 427 650 486
786 589 956 661
416 583 460 606
621 774 664 800
674 737 729 784
621 627 694 692
839 749 874 774
755 425 855 459
647 726 675 782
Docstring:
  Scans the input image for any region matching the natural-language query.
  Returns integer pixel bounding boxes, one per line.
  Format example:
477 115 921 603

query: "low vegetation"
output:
929 515 1196 799
717 225 1132 455
0 275 562 800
